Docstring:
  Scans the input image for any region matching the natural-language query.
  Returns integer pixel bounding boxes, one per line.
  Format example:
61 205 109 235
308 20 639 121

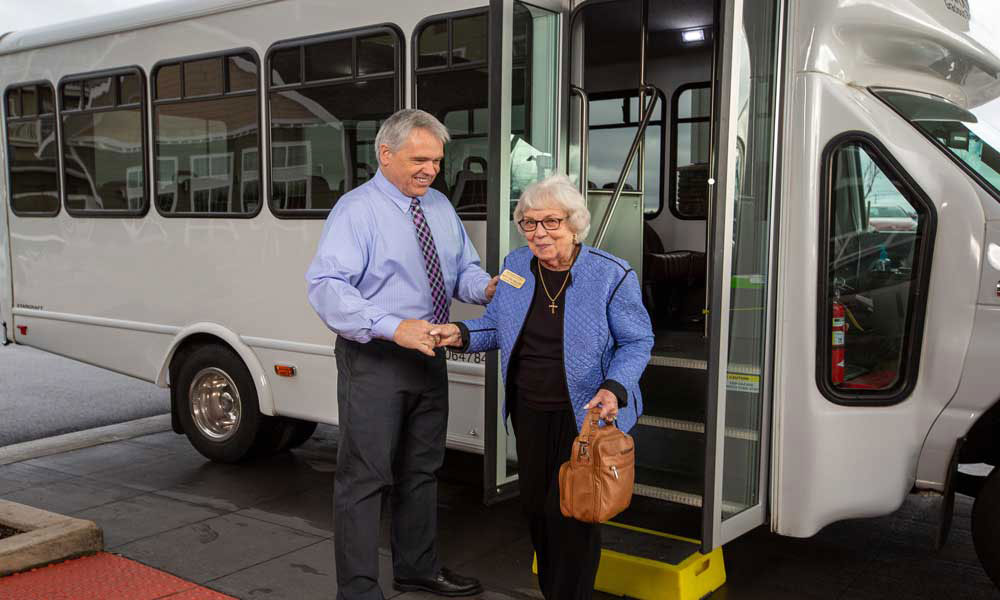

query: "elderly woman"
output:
433 174 653 600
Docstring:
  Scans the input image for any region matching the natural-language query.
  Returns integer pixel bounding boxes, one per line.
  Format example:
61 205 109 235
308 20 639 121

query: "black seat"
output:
451 156 488 217
643 222 706 328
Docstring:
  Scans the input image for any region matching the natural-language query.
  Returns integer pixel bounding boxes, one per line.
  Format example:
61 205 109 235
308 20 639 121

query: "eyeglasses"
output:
518 217 565 232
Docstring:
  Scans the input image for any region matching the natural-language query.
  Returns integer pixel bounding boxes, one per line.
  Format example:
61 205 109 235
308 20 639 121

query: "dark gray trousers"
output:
334 337 448 600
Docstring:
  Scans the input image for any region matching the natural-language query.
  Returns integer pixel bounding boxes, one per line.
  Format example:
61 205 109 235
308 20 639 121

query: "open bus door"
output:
483 0 784 591
483 0 570 503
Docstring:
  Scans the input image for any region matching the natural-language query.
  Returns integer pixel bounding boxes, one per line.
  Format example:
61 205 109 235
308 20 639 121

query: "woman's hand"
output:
429 323 463 347
584 389 619 421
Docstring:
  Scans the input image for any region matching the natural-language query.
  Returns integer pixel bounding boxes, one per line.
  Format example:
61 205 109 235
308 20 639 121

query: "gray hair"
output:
375 109 451 153
514 175 591 240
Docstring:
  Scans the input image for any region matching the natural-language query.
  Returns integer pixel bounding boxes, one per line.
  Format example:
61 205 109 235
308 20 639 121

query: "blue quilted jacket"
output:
461 244 654 433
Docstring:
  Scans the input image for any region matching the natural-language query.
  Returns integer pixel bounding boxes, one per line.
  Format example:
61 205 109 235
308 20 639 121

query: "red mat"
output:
0 553 235 600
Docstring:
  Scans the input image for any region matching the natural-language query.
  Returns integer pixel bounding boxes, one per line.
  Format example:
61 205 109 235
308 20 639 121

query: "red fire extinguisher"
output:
831 299 846 385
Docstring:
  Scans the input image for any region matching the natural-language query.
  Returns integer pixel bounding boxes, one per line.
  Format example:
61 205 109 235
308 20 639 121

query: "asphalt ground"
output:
0 344 169 447
1 423 997 600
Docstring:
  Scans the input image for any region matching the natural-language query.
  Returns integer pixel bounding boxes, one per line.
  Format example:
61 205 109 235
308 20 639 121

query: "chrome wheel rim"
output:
189 367 242 442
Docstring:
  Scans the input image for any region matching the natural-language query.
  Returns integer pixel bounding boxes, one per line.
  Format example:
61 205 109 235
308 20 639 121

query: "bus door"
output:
483 0 569 501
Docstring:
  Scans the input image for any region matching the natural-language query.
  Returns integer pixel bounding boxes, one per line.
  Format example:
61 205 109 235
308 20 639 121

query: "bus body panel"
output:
772 70 983 538
0 140 10 343
0 0 490 449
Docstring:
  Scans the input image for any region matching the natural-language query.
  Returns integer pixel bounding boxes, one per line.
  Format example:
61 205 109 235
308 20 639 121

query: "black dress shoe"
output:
393 567 483 597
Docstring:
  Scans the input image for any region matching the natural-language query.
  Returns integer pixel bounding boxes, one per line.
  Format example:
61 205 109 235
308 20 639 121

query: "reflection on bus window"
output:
268 28 400 217
587 90 665 215
60 70 147 215
671 83 710 219
875 89 1000 200
415 11 490 219
4 83 60 215
153 52 260 216
824 141 929 396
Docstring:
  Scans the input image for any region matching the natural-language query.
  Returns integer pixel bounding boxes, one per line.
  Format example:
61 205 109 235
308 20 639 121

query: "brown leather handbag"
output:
558 407 635 523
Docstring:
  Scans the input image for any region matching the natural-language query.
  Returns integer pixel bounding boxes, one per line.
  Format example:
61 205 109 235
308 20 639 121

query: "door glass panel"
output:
718 0 781 522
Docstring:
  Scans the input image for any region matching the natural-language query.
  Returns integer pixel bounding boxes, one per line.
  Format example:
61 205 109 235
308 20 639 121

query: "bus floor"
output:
3 424 997 600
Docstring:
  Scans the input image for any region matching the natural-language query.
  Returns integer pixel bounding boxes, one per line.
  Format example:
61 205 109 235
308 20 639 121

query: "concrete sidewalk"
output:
0 424 997 600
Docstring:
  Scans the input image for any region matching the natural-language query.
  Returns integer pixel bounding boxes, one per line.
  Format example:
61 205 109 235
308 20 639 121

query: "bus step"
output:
532 522 726 600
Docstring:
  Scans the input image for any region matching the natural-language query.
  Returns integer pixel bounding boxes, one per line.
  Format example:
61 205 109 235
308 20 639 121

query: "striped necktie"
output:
410 197 449 324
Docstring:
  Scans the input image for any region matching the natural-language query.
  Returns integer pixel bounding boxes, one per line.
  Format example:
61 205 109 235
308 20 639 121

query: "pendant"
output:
548 302 558 314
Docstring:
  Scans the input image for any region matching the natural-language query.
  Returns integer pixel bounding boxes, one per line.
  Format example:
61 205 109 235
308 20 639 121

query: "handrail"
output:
570 85 589 197
593 83 661 248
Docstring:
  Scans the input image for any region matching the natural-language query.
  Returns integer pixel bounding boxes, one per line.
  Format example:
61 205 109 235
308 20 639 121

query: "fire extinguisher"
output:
831 296 846 385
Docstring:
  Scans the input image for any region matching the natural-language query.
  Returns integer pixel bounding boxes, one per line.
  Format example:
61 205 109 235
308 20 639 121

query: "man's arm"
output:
306 202 400 343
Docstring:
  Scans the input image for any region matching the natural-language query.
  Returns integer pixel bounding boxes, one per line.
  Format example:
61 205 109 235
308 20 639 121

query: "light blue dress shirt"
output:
306 170 491 343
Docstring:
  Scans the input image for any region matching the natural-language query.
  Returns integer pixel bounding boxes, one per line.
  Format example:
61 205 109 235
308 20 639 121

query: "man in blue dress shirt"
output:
307 109 497 600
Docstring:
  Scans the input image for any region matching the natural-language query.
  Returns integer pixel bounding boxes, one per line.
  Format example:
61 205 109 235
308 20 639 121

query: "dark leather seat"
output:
451 156 488 217
643 222 706 328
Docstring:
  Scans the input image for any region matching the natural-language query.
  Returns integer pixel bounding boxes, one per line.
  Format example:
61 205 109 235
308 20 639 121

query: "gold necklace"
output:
536 246 578 315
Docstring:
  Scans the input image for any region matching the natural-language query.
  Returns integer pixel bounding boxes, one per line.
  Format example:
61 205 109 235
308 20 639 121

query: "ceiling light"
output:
682 29 705 43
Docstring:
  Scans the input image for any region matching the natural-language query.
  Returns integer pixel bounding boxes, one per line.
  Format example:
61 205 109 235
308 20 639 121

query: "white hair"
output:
375 108 451 153
513 174 591 240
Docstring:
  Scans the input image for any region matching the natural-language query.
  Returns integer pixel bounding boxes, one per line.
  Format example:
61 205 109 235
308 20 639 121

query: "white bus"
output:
2 0 999 590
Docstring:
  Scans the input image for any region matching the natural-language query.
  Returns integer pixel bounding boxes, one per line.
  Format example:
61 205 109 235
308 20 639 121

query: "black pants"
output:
334 337 448 600
511 397 602 600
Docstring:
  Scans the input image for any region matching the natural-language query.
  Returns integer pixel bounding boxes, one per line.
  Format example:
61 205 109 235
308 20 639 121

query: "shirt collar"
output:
373 169 422 214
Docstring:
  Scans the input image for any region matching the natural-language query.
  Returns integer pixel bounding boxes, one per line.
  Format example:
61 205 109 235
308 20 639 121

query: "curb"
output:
0 500 103 576
0 414 171 466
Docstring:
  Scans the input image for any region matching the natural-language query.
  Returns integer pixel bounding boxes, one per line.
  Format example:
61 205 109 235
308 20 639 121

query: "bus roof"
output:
0 0 280 57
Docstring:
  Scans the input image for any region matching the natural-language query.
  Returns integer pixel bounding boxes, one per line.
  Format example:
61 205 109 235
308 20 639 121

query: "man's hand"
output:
429 324 463 348
485 276 500 302
393 319 438 356
584 389 619 421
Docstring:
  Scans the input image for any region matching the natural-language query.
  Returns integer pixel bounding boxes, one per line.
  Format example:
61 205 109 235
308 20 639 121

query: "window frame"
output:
587 87 667 218
151 47 263 219
816 131 937 406
4 80 61 217
872 86 1000 206
668 81 712 221
57 66 149 218
265 24 404 220
412 8 489 220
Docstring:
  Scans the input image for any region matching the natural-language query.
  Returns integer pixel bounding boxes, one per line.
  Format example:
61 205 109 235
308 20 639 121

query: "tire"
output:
972 466 1000 589
175 344 272 463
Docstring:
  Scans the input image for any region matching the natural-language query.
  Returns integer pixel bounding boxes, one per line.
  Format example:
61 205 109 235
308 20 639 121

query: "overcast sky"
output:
0 0 168 33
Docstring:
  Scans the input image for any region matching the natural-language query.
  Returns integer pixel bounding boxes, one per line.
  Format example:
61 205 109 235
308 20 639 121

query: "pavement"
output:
0 423 998 600
0 344 169 447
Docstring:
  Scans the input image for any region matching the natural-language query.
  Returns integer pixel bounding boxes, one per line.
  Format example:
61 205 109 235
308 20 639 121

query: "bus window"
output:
414 11 489 219
60 69 147 216
267 27 402 218
587 89 666 215
153 51 261 217
670 83 711 220
820 136 934 403
4 83 60 216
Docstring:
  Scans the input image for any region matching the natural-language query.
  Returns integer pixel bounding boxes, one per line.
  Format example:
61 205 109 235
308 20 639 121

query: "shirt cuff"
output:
371 315 403 341
455 322 471 352
599 379 628 408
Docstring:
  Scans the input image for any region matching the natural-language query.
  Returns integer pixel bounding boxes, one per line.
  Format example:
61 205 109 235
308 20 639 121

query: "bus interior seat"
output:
310 175 335 211
643 222 706 329
451 156 488 216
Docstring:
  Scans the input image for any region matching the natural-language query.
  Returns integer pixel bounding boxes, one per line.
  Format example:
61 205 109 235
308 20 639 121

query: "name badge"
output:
500 269 526 289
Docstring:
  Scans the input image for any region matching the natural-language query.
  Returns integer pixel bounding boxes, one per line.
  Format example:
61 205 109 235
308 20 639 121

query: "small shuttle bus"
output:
1 0 999 591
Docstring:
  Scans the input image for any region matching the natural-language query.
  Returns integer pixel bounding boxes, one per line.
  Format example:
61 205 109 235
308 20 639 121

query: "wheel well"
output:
167 333 239 434
960 399 1000 467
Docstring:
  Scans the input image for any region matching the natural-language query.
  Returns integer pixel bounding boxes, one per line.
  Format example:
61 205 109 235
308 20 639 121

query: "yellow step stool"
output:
533 521 726 600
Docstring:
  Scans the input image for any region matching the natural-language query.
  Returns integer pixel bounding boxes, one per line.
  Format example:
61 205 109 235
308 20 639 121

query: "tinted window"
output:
268 29 400 217
821 139 932 401
671 83 711 219
414 11 489 219
21 86 37 116
60 70 147 215
156 63 181 99
119 73 141 105
6 83 60 215
154 51 261 216
270 48 301 86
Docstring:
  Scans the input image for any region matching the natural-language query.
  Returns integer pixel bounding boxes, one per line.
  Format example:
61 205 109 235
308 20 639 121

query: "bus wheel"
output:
176 345 270 463
972 466 1000 588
